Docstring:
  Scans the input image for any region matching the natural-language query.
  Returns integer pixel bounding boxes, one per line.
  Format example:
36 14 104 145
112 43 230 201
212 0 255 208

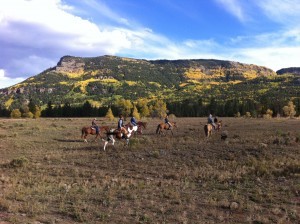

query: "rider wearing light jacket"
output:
208 114 216 129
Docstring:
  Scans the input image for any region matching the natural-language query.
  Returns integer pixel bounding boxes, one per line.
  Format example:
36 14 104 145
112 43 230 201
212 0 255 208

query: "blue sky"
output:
1 0 300 89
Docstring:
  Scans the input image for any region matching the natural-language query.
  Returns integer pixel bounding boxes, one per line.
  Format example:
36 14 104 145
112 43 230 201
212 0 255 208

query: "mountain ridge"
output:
0 55 299 111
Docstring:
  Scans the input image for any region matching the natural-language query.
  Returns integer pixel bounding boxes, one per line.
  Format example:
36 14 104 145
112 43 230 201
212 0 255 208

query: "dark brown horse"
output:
81 126 110 142
156 122 177 135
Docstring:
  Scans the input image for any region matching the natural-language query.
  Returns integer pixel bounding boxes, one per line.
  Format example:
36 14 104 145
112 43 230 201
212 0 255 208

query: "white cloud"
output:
0 69 25 89
256 0 300 25
214 0 249 22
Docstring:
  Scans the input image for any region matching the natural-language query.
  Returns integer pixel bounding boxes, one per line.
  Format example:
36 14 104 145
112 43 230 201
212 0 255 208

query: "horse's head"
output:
139 121 147 129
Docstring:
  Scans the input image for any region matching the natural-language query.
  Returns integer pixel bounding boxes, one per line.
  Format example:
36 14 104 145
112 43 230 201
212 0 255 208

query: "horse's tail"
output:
81 127 85 139
156 124 160 134
204 124 208 137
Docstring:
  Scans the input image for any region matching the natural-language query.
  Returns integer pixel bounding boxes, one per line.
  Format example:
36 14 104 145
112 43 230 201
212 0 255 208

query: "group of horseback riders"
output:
91 112 218 136
91 114 138 136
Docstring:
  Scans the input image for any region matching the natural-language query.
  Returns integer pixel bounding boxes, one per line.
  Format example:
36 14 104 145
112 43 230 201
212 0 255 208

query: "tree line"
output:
0 97 299 119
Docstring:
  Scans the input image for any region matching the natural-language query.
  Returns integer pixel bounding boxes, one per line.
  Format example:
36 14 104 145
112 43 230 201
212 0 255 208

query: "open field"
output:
0 117 299 224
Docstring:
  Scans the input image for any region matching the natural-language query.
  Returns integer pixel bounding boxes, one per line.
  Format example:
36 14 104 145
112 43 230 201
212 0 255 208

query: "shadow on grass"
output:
54 138 85 143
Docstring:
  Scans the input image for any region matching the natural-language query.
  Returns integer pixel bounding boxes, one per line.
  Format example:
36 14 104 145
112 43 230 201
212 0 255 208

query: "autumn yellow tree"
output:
116 99 133 119
10 109 22 118
105 108 114 121
131 105 140 120
151 99 168 118
137 98 150 118
283 101 296 118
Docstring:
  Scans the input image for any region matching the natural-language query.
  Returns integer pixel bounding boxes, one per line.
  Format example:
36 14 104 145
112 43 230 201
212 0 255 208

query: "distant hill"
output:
277 67 300 75
0 55 299 113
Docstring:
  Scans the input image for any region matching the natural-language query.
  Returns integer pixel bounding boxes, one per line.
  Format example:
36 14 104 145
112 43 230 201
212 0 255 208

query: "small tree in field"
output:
245 112 251 118
10 109 22 118
263 109 273 119
105 108 114 121
283 101 296 118
33 106 41 118
131 105 140 120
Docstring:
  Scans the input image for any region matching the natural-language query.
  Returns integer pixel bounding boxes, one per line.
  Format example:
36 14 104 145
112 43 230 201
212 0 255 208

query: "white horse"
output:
103 126 134 150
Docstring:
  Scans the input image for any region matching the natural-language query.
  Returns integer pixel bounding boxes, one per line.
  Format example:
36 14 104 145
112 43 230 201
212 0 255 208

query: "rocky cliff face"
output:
55 56 85 73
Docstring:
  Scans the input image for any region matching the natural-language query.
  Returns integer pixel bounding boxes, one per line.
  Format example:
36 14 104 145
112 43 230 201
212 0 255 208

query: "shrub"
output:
10 109 22 119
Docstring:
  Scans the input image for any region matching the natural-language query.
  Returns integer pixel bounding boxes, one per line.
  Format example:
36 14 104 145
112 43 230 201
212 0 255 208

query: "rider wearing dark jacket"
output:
165 115 172 129
118 114 128 136
92 118 99 134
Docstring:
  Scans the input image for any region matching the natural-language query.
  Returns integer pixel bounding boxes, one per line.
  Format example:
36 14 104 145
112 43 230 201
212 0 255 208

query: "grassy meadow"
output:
0 117 299 223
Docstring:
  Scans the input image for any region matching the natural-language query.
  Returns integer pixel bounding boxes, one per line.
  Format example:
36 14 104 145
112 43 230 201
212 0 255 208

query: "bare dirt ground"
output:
0 117 299 223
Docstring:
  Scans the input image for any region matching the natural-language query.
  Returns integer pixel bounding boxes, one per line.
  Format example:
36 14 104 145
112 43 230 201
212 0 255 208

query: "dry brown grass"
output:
0 117 299 223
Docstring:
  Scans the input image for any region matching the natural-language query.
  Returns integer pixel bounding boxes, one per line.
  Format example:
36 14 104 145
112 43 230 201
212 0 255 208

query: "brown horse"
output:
137 121 147 134
204 124 213 138
156 122 177 135
103 125 134 150
216 120 222 131
81 125 110 142
204 120 222 138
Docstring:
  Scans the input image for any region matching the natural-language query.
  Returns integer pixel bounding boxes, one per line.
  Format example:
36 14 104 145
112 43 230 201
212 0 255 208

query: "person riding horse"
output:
118 114 128 138
130 116 138 127
208 114 216 130
91 118 99 134
165 114 172 130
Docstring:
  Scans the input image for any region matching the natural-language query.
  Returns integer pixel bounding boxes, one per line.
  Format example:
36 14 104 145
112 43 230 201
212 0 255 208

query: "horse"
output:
204 124 213 138
204 120 223 138
81 125 110 142
216 120 222 131
136 121 147 134
124 121 147 135
102 125 134 150
156 122 177 135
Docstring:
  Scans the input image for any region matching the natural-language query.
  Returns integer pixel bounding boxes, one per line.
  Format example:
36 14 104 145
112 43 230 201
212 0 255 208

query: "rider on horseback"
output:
208 114 216 130
92 118 99 134
130 116 137 127
165 114 172 130
118 114 128 138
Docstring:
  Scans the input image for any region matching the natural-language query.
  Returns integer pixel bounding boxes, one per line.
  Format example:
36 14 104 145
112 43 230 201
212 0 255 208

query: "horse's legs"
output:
84 134 88 142
103 141 108 151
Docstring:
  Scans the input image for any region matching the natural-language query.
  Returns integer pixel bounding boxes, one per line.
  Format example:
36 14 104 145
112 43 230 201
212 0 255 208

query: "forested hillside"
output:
0 55 299 117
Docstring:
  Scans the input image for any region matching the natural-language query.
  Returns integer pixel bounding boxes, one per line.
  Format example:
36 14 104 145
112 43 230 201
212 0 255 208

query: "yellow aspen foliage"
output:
105 108 115 121
132 106 140 120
